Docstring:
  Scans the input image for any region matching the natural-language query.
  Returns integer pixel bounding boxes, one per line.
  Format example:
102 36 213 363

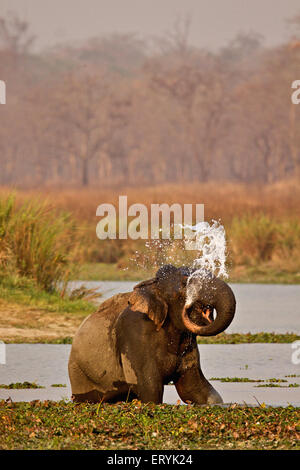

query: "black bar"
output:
0 450 296 467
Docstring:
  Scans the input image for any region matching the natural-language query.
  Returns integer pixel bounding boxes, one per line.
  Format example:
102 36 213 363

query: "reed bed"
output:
0 182 299 283
1 180 300 222
0 194 80 291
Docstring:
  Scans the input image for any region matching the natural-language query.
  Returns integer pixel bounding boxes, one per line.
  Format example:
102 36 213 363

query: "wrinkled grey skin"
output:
68 265 236 404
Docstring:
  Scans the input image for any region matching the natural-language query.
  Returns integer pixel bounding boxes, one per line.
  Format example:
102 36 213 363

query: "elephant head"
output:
128 264 236 336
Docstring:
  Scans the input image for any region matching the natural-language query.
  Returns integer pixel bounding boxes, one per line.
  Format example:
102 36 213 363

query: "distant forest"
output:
0 13 300 187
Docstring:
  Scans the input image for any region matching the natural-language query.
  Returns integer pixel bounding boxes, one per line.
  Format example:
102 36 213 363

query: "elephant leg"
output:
135 378 164 404
174 346 222 405
174 366 222 405
69 360 134 403
68 358 104 403
120 350 163 404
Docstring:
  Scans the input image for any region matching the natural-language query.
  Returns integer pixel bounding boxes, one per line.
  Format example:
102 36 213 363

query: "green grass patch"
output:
210 377 300 385
45 337 73 344
228 266 300 284
72 262 300 284
0 382 44 389
4 336 74 344
0 401 299 450
5 332 299 344
256 383 300 388
72 262 152 281
210 377 264 383
267 378 288 383
0 275 96 315
197 332 300 344
51 384 66 388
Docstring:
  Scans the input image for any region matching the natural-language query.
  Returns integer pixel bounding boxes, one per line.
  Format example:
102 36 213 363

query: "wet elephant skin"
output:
68 265 236 404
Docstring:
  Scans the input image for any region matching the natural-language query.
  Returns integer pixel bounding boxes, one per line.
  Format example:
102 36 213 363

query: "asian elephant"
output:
68 264 236 404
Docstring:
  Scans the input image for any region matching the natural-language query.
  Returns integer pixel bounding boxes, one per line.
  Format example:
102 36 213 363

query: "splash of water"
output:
182 220 228 306
183 220 228 279
127 220 228 281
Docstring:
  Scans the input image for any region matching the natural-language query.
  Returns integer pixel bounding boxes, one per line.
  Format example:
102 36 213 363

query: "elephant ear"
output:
128 279 168 331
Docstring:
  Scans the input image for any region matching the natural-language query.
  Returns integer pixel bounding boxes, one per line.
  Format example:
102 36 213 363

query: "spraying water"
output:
183 220 228 278
128 220 228 282
182 220 228 305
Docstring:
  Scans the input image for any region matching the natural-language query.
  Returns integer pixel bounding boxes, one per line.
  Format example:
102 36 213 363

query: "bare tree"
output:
0 12 35 55
46 73 111 186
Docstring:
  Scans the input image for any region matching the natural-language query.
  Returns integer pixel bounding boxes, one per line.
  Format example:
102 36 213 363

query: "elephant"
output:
68 264 236 405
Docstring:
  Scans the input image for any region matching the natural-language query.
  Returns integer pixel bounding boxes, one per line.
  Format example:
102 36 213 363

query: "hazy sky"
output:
0 0 299 51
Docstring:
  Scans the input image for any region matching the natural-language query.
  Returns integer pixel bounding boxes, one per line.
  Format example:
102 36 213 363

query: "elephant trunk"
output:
182 276 236 336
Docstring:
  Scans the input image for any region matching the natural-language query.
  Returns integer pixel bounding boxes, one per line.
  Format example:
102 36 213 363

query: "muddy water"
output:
0 344 299 406
68 281 300 334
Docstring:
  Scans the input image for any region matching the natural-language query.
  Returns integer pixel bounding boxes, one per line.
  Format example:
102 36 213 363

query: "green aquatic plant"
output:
197 332 300 344
0 381 44 389
210 377 264 383
0 401 299 450
255 383 299 388
267 378 288 383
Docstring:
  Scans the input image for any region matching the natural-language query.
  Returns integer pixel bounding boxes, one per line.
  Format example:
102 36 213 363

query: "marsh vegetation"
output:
0 401 299 450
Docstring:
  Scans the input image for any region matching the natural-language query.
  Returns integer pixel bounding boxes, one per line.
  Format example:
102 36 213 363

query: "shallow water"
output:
0 344 299 406
0 281 298 406
68 281 300 334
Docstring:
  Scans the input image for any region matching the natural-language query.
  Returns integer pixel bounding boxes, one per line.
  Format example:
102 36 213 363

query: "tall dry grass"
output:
228 215 300 270
1 181 298 222
0 194 80 290
0 182 299 275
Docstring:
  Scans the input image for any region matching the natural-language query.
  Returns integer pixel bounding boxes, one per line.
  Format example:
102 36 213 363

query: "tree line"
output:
0 12 300 187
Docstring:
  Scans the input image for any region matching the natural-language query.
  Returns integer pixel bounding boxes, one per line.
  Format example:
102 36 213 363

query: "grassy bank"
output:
0 401 299 450
3 332 299 344
0 276 96 315
0 276 96 343
74 262 149 281
74 262 300 284
197 332 300 344
0 194 99 341
1 184 300 286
